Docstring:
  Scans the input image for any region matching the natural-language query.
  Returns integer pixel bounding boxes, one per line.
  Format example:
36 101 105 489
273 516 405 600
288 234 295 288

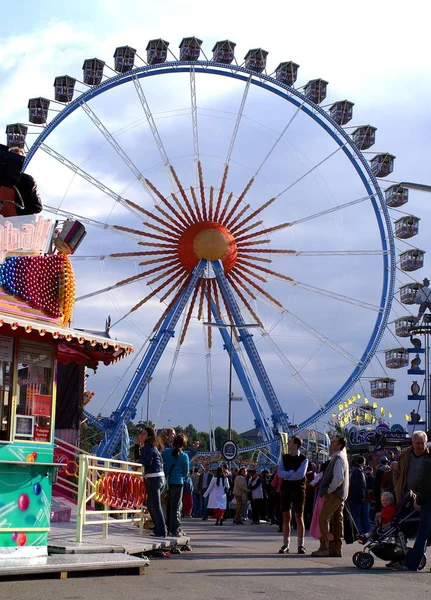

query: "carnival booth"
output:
0 214 133 559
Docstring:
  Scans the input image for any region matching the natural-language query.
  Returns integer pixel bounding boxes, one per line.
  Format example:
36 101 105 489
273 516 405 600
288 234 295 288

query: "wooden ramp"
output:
0 553 149 580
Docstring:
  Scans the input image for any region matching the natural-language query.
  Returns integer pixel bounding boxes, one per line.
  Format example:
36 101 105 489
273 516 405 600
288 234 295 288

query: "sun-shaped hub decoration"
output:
111 162 295 347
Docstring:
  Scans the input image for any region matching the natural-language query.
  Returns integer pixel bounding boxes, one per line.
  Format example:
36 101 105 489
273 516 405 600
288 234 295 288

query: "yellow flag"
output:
405 414 411 422
364 398 369 404
356 394 361 400
388 412 393 419
380 406 385 416
344 402 348 409
338 404 344 411
372 402 378 409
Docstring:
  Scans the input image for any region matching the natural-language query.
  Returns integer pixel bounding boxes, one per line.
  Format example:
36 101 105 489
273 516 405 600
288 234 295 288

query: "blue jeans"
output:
192 491 202 517
146 476 166 537
404 501 431 571
166 484 183 535
350 502 370 534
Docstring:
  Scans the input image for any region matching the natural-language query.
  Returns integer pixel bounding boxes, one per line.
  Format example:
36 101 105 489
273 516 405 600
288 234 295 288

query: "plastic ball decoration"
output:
0 254 75 326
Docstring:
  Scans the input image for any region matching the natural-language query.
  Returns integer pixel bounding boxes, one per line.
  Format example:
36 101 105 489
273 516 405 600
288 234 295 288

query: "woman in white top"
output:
204 467 230 526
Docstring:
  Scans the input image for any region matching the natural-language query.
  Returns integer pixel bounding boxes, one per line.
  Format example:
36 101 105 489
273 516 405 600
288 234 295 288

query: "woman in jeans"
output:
139 427 166 538
162 434 190 536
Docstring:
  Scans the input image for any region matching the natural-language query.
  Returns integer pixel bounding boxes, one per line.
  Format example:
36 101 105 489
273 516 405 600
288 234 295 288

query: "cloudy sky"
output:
2 1 431 438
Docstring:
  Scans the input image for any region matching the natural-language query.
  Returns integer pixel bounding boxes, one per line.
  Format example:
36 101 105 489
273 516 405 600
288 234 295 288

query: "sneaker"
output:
390 562 409 571
297 546 306 554
328 550 342 557
279 545 289 554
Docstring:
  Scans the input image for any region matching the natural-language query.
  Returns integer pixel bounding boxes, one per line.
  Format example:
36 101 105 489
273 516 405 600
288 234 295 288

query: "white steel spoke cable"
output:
260 329 324 410
288 281 381 312
40 144 143 219
276 143 347 199
75 276 146 303
224 75 252 167
287 194 376 227
190 66 200 182
43 205 139 241
132 75 176 190
258 299 359 364
80 100 156 202
253 100 306 178
155 310 188 425
71 255 152 261
295 250 385 257
203 326 216 453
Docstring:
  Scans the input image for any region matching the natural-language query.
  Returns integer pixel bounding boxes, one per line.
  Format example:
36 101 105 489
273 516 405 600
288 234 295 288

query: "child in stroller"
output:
352 490 426 570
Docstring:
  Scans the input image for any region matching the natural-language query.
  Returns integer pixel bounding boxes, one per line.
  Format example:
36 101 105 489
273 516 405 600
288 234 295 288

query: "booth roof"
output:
0 313 133 365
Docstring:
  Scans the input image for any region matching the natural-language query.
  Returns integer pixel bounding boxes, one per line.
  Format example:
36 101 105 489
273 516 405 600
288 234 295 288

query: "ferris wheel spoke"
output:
155 310 188 425
43 205 139 241
190 66 200 181
75 271 147 302
132 74 176 189
290 281 381 312
276 143 346 199
253 100 306 178
260 330 325 410
40 143 142 218
80 100 155 200
225 75 252 166
296 250 386 257
287 194 375 228
203 327 216 453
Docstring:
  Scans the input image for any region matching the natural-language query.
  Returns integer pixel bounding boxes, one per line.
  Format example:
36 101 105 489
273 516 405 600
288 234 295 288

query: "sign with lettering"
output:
0 215 54 262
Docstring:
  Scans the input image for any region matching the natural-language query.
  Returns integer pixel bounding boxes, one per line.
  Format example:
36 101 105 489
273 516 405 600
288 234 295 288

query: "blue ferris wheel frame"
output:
24 61 396 433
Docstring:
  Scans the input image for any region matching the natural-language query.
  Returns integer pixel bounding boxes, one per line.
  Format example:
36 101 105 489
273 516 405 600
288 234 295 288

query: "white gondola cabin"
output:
395 316 416 336
329 100 354 125
385 184 408 208
28 97 50 125
370 378 395 398
275 62 299 86
82 58 105 86
212 40 236 64
53 76 76 103
400 249 425 272
5 124 28 148
244 48 268 73
146 39 169 65
399 282 421 304
370 153 395 178
179 37 202 61
114 46 136 73
395 215 420 239
385 348 409 369
304 79 328 104
352 125 376 150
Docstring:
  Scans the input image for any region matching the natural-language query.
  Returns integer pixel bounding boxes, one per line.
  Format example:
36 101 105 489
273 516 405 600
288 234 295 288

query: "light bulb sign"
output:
222 440 238 461
0 215 54 261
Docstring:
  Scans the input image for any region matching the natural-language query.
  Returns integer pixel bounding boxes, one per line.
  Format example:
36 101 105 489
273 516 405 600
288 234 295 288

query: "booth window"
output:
15 340 54 443
0 336 14 441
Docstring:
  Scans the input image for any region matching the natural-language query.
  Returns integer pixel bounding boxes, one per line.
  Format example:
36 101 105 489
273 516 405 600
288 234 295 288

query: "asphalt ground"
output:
1 518 430 599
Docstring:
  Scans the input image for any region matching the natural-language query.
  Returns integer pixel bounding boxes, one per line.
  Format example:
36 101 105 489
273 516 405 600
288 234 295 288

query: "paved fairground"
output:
1 518 430 599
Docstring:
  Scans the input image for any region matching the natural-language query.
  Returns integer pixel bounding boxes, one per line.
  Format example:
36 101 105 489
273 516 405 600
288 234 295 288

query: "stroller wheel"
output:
352 552 362 567
418 554 427 571
356 552 374 570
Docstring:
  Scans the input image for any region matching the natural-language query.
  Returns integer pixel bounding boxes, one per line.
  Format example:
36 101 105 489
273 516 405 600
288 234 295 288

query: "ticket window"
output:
15 340 54 444
0 336 14 441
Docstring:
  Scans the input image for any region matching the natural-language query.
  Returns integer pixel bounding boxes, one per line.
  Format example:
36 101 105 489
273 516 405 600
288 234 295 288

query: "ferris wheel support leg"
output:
210 298 274 444
212 260 290 434
96 259 208 458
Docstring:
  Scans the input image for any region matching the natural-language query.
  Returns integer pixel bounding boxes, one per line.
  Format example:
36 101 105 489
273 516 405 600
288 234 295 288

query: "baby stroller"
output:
353 490 427 570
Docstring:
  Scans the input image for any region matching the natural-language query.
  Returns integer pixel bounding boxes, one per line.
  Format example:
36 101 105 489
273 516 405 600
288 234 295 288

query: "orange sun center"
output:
178 221 237 272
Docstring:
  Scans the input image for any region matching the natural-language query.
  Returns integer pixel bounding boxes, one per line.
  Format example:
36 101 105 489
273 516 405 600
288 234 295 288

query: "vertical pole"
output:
76 454 88 543
426 331 430 431
146 379 150 424
228 325 233 441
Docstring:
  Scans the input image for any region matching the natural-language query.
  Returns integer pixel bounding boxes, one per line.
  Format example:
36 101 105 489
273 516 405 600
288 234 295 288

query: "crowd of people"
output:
136 426 431 571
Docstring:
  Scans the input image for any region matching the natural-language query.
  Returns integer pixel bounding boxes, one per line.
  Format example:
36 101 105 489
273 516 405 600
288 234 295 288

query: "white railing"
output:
76 453 146 542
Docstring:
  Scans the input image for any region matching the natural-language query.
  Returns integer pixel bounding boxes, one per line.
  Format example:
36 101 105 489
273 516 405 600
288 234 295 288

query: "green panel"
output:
0 443 53 549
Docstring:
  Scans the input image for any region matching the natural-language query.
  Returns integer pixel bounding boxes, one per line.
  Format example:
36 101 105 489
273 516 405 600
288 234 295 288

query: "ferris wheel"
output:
5 37 406 458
